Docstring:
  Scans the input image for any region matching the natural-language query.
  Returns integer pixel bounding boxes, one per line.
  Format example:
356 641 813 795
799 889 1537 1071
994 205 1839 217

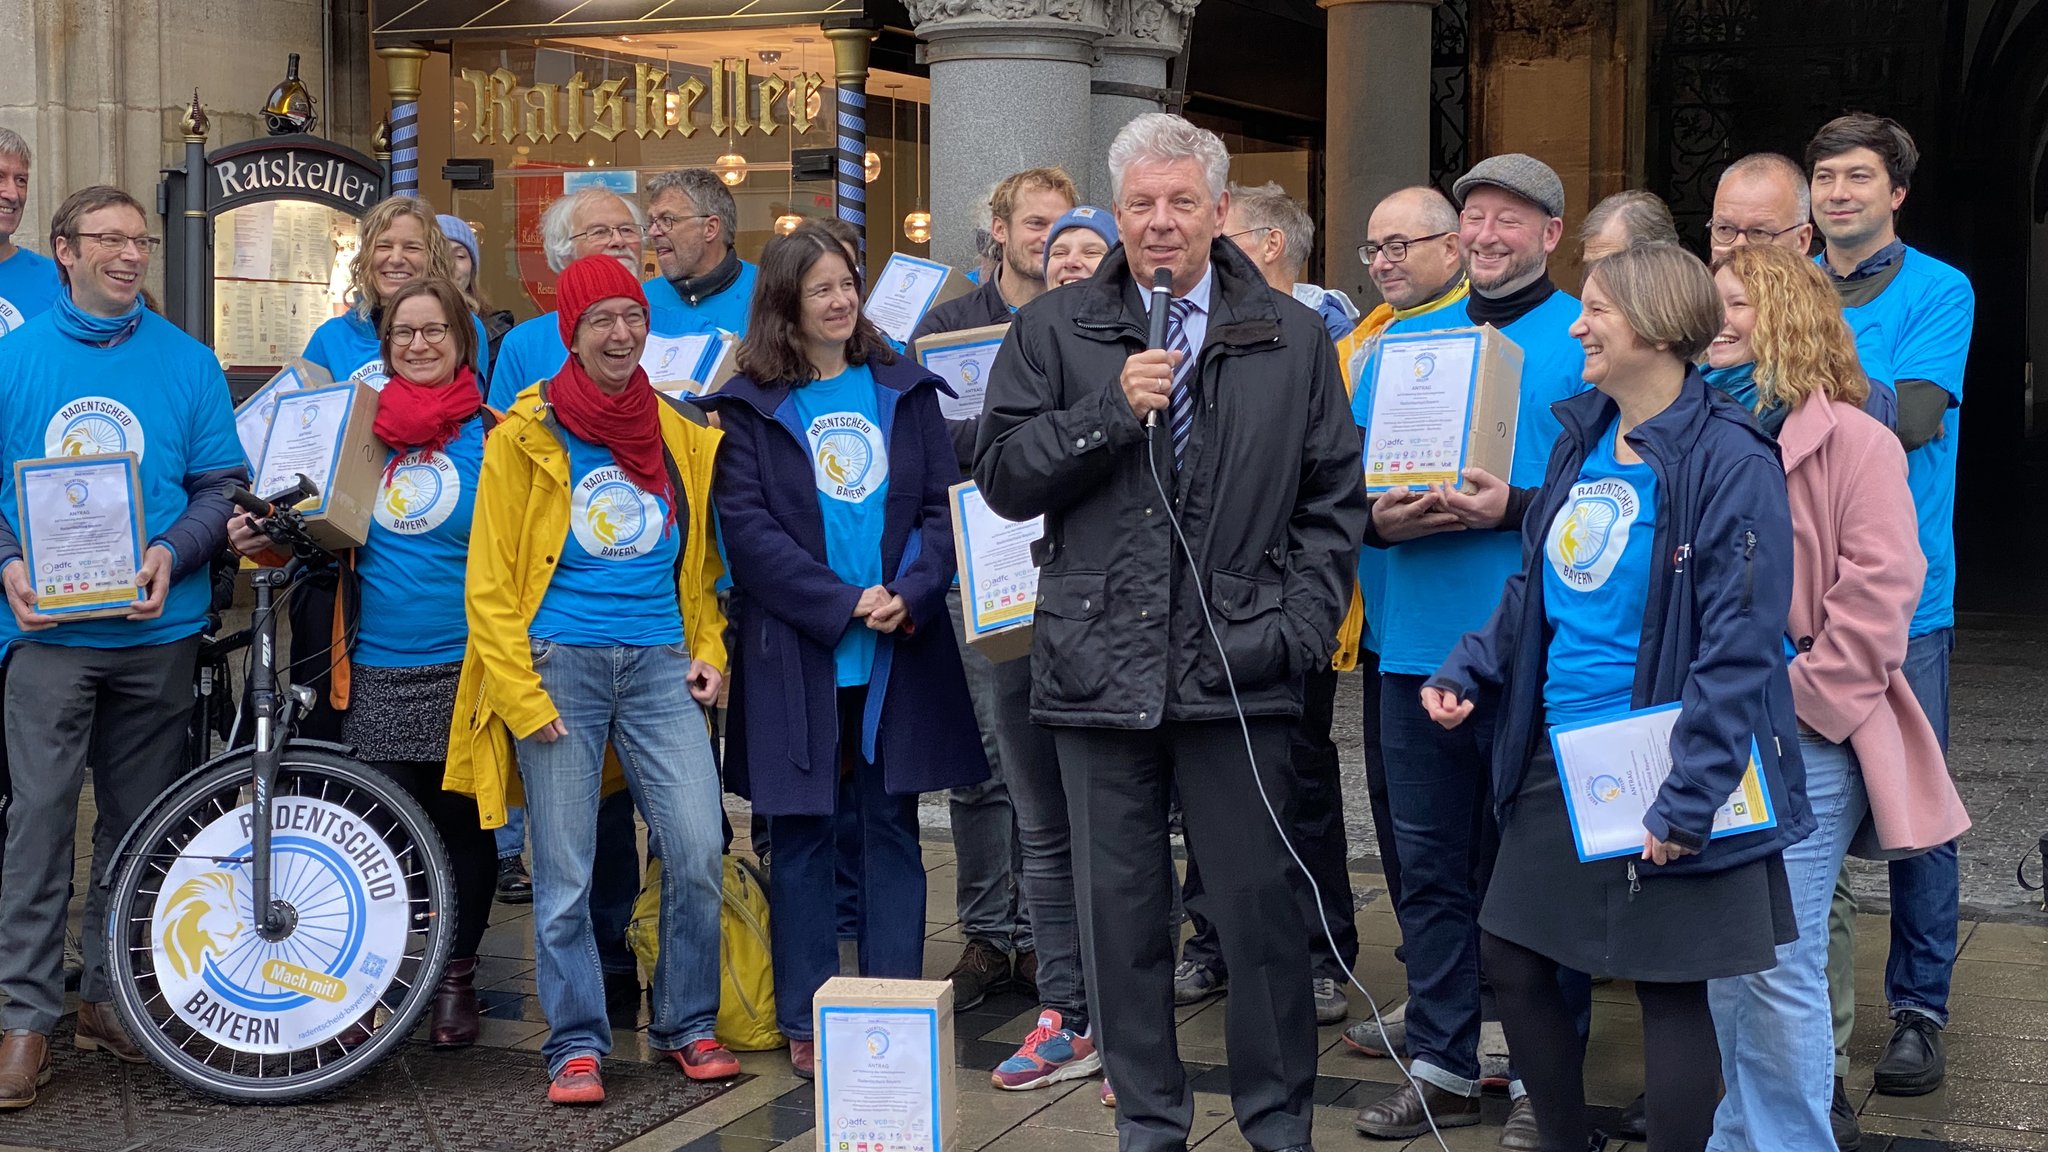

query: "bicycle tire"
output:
105 745 455 1103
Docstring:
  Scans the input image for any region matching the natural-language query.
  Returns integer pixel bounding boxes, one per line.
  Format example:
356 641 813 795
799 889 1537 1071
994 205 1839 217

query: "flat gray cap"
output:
1452 154 1566 218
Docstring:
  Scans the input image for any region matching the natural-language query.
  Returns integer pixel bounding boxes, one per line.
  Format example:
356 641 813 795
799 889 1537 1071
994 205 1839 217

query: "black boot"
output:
1832 1075 1863 1151
430 957 481 1048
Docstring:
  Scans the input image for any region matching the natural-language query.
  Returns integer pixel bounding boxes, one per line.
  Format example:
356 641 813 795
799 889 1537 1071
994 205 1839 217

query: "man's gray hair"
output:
0 127 29 166
1228 182 1314 272
1719 152 1811 222
540 187 644 274
645 168 738 248
1580 189 1678 247
1108 113 1230 203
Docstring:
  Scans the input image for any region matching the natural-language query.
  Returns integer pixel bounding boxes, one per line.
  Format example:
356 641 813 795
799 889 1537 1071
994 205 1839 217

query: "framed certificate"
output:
915 323 1009 421
14 453 148 620
865 254 952 346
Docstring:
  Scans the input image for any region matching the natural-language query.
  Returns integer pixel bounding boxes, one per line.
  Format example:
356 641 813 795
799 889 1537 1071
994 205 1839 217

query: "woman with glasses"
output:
701 223 987 1079
229 277 500 1050
304 196 490 391
451 254 737 1106
1700 243 1967 1151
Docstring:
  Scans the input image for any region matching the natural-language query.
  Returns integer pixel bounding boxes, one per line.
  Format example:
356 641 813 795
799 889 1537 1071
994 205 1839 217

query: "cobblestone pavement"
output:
5 616 2045 1150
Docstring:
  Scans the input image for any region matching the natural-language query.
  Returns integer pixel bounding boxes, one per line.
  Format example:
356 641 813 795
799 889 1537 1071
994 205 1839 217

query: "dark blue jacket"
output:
700 355 990 816
1432 369 1813 874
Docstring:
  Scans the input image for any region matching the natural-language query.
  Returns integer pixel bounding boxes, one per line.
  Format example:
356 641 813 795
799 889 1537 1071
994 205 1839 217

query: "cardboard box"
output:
233 357 333 469
914 322 1010 421
252 380 383 550
1362 324 1523 494
949 480 1042 663
814 977 956 1152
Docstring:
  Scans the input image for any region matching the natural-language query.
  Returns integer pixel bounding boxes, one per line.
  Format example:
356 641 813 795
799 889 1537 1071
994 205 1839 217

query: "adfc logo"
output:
805 413 888 503
150 796 409 1053
45 397 146 461
374 450 462 535
160 871 246 980
569 465 662 560
1545 477 1640 592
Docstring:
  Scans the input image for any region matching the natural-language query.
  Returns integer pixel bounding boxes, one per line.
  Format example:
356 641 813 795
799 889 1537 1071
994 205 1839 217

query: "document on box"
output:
1364 334 1480 489
954 482 1043 634
820 1006 940 1152
922 336 1004 421
1549 702 1777 862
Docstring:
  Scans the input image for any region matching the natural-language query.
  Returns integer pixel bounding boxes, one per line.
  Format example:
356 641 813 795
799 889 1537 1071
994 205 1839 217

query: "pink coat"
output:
1781 395 1969 855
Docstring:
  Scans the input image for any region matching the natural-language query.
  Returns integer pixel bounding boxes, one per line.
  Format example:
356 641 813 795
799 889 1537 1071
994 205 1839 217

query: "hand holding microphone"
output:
1121 266 1180 426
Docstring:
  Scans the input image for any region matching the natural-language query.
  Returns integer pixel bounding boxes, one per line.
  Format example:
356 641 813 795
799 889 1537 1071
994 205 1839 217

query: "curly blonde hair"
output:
347 196 458 318
1717 244 1869 412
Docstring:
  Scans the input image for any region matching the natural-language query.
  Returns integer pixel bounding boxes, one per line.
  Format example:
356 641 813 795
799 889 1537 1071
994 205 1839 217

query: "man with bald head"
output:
1709 152 1814 263
1331 184 1468 942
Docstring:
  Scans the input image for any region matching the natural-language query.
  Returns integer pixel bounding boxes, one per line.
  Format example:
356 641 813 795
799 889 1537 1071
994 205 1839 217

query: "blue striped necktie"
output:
1165 296 1198 469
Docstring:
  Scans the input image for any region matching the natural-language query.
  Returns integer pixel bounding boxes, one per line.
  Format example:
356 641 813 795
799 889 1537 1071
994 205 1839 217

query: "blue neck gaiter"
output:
53 290 145 348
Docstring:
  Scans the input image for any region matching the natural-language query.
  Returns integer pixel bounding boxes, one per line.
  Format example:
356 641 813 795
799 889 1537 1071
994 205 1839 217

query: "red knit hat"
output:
555 254 649 346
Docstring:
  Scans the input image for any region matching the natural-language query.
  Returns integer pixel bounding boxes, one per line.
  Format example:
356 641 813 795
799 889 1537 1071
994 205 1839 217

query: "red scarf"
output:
549 356 675 528
373 365 484 483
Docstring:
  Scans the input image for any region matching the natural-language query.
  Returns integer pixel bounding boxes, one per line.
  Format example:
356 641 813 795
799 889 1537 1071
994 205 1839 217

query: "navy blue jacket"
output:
700 355 990 816
1432 369 1814 875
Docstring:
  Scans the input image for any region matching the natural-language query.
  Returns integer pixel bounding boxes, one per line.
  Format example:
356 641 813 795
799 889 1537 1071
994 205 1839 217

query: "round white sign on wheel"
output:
149 796 412 1054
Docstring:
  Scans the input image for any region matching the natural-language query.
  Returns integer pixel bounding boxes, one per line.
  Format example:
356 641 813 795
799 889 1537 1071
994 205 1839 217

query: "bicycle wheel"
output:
105 745 455 1102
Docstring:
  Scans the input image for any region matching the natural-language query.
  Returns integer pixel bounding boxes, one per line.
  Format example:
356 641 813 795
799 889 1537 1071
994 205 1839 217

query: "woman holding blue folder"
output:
1424 243 1811 1152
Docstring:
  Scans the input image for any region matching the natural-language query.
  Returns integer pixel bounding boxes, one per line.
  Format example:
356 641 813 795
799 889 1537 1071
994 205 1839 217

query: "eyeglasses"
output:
1707 220 1805 246
74 232 163 255
580 308 649 333
573 223 643 245
1224 227 1273 242
389 324 451 346
1359 232 1453 265
648 212 712 233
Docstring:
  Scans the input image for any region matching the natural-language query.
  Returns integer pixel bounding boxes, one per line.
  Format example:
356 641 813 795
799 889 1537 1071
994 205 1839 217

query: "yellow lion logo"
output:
160 871 246 980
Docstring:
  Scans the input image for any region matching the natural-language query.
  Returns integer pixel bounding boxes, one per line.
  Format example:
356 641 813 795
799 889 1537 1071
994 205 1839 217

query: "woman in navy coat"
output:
702 223 988 1077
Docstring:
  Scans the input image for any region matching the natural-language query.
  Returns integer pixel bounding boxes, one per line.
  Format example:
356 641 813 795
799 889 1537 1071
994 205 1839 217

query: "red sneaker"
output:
548 1055 605 1106
670 1038 741 1081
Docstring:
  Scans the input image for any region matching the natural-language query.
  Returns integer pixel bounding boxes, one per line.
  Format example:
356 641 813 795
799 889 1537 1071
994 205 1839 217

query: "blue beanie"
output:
1044 206 1118 274
436 214 480 270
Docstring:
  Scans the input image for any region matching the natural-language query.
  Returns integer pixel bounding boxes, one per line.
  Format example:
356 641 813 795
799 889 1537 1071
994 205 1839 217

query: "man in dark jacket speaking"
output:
973 113 1368 1152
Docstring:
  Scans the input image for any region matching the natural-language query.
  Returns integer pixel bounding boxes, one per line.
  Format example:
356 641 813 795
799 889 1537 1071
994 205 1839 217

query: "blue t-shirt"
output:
643 259 759 337
529 428 682 647
0 311 247 648
303 310 491 394
1351 290 1590 675
0 248 62 338
1542 416 1658 727
351 416 485 666
487 304 700 411
791 364 891 687
1831 246 1974 636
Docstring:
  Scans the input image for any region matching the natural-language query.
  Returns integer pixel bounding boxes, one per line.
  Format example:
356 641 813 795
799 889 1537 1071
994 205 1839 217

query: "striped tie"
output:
1165 296 1198 470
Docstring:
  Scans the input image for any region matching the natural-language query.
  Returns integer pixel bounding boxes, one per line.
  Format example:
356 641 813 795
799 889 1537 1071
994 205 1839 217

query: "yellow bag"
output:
626 853 785 1051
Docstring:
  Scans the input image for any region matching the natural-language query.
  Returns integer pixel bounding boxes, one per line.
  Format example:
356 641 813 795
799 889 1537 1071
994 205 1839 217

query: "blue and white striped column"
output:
825 24 879 257
376 47 431 199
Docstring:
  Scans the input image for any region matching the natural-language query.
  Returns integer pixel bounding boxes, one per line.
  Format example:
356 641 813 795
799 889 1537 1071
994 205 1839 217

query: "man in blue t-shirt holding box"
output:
1808 112 1976 1101
0 186 247 1109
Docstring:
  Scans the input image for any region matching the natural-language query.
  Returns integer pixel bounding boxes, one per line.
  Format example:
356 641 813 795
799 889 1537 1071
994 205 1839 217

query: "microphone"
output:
1145 265 1173 429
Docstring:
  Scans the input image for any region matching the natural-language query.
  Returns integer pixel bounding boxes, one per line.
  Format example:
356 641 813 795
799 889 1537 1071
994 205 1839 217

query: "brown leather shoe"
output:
1353 1080 1481 1139
75 1001 146 1064
1498 1095 1542 1150
0 1031 53 1109
431 957 481 1048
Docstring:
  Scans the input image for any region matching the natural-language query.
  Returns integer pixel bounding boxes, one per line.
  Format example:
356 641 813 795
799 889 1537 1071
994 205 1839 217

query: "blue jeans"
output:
496 805 526 859
515 640 725 1075
1888 627 1956 1024
1708 734 1868 1150
1381 671 1495 1093
769 688 927 1039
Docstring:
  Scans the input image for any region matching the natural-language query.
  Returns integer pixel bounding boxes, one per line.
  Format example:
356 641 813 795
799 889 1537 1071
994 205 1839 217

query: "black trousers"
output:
1057 718 1316 1152
1355 650 1401 908
1180 668 1358 981
374 759 498 961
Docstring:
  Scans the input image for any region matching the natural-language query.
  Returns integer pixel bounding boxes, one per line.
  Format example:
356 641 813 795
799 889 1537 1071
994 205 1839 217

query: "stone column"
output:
909 0 1110 272
1087 0 1197 204
1321 0 1437 301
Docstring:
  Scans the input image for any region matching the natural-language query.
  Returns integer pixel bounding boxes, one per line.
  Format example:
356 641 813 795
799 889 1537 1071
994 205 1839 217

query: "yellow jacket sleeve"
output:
465 425 561 740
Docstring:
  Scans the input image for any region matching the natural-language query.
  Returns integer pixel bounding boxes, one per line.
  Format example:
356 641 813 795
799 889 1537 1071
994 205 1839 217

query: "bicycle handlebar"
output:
228 475 335 566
